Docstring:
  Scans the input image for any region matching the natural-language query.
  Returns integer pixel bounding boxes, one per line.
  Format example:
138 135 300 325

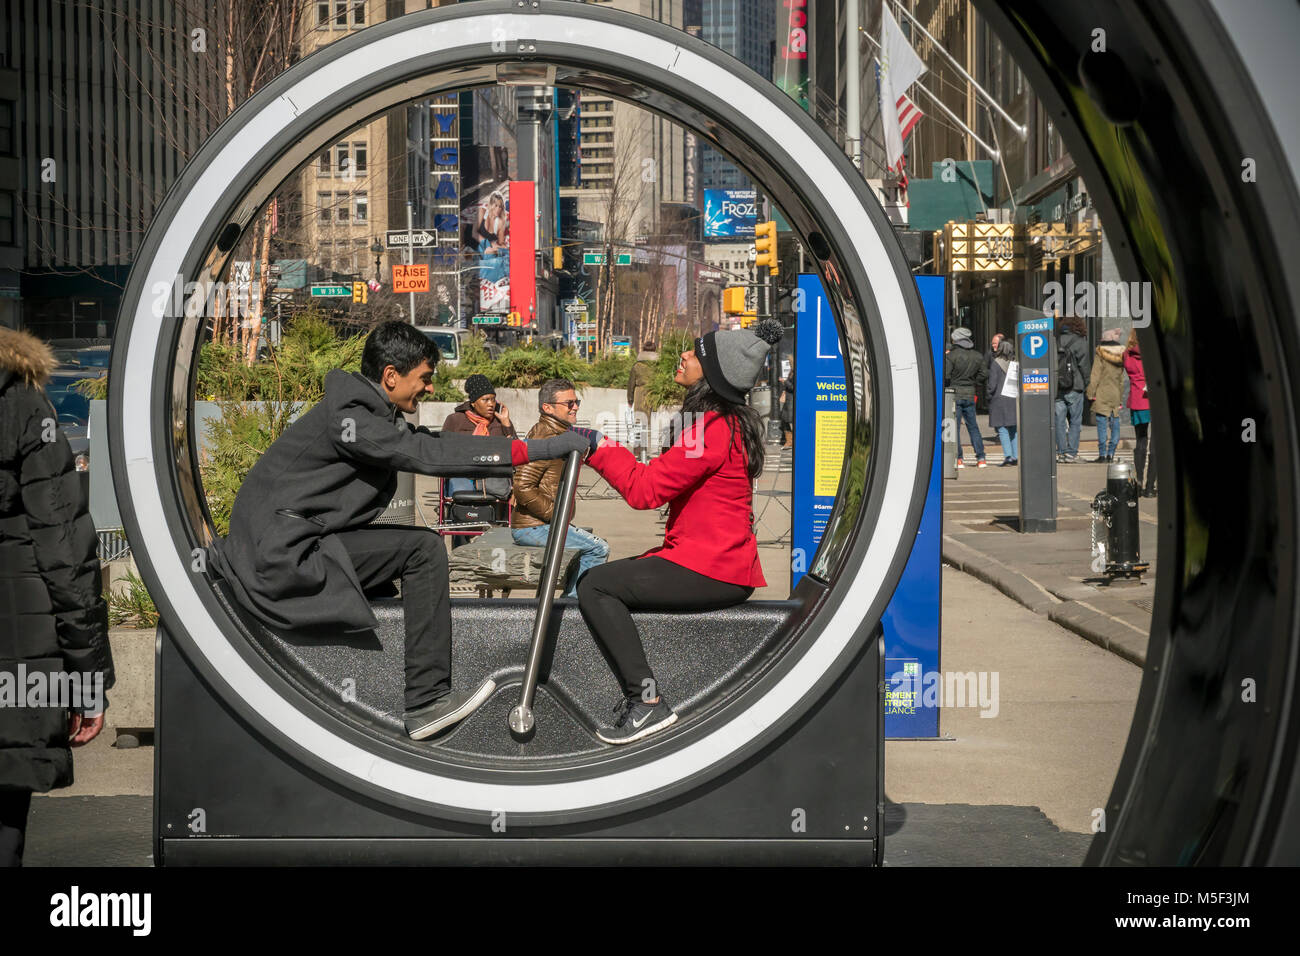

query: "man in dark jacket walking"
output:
943 327 987 467
1054 315 1092 462
208 322 588 740
0 327 115 866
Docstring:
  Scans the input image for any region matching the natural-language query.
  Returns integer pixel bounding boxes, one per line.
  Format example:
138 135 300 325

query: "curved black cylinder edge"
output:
975 0 1300 863
109 0 932 828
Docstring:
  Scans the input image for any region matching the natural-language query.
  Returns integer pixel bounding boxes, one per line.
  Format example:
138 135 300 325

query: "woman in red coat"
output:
572 318 784 744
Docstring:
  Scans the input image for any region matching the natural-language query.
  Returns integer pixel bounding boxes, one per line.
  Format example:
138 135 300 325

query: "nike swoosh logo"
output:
632 710 655 728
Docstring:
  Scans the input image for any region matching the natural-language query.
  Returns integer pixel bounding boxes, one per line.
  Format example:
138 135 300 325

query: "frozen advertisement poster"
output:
703 187 757 239
465 184 510 312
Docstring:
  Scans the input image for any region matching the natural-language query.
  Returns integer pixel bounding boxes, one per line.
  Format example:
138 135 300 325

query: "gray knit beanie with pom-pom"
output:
694 317 785 404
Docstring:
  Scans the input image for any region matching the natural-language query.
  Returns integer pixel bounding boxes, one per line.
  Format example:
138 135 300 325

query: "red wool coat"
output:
587 411 766 588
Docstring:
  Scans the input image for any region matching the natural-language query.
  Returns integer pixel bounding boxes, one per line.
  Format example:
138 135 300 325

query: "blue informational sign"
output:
792 273 944 738
792 274 848 565
703 188 757 239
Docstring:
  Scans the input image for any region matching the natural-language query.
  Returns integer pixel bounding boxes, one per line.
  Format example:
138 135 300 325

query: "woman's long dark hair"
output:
672 378 766 480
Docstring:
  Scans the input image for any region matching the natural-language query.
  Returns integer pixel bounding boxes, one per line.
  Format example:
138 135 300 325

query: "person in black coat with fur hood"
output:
0 326 115 866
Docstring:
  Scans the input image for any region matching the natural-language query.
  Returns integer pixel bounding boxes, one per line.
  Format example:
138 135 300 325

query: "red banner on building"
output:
509 180 536 325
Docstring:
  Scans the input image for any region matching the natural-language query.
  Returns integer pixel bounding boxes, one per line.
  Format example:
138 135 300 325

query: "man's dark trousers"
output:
334 526 450 712
0 789 31 867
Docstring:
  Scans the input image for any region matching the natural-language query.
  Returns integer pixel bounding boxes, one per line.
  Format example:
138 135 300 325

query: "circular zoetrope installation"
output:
109 2 933 822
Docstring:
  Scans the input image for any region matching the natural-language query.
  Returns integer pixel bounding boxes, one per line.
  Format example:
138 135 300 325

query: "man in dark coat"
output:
0 327 115 866
1054 315 1092 462
943 326 987 467
208 322 588 740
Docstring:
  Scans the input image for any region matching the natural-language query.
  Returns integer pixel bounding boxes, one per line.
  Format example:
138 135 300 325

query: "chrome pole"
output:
509 450 582 734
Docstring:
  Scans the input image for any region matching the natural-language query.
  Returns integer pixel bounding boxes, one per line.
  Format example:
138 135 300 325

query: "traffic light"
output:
553 246 564 270
722 286 747 314
754 219 778 276
507 310 521 327
352 281 367 304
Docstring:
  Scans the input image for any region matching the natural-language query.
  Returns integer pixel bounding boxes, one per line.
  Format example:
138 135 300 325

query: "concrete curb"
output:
941 537 1146 668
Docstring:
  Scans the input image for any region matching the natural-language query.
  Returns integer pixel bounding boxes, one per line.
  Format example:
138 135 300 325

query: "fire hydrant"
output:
1091 461 1150 580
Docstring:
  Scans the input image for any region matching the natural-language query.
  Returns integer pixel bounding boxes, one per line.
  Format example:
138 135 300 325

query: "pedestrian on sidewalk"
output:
573 319 780 745
988 337 1018 465
1124 330 1157 496
1054 315 1091 463
1086 327 1127 462
1 327 116 867
984 331 1003 379
944 327 987 468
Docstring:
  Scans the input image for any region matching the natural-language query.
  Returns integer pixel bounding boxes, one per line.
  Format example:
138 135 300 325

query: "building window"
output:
319 150 331 175
319 0 361 28
318 192 331 223
336 193 351 223
353 141 367 175
0 192 14 245
0 101 13 156
336 143 350 178
354 192 368 223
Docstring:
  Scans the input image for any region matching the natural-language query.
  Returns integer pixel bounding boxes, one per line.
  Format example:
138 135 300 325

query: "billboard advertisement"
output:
703 188 757 239
460 88 519 315
775 0 810 109
463 165 512 313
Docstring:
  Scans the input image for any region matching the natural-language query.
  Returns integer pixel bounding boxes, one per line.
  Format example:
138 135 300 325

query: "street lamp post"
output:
370 239 383 282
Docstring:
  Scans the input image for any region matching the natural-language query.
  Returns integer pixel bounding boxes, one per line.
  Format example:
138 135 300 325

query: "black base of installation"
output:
154 619 884 866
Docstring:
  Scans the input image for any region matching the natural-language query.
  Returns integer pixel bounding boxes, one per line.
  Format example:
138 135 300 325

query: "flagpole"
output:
846 0 862 169
890 0 1028 140
864 28 1000 160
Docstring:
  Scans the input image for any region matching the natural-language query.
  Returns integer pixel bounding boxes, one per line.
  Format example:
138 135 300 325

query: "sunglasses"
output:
548 399 581 409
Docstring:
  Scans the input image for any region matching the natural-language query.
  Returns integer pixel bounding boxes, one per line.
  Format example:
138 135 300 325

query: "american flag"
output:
894 93 923 190
897 93 923 144
875 63 925 191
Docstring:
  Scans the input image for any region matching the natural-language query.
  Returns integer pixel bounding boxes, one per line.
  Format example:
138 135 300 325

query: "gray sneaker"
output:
596 695 678 745
404 679 496 740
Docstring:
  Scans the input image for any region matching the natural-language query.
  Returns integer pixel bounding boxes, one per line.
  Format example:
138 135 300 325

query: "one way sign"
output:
386 230 436 248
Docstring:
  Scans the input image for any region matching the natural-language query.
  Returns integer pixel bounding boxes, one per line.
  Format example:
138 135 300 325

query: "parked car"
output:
44 365 92 472
415 325 463 367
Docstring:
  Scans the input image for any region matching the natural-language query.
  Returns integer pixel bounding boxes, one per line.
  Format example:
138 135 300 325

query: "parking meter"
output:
1015 310 1057 532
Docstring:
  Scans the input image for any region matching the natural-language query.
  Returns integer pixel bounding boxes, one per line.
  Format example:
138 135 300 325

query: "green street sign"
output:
310 285 351 297
472 314 504 325
583 251 632 266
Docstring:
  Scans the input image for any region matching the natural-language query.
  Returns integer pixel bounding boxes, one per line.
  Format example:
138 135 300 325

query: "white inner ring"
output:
119 12 923 815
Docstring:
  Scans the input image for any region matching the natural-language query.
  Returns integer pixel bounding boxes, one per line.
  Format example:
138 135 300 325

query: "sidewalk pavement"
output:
944 416 1156 667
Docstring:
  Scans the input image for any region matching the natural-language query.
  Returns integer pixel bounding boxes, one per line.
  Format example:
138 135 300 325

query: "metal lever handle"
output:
509 450 583 735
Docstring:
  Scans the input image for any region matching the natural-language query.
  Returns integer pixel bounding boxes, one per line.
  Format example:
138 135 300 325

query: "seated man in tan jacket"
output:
511 378 609 597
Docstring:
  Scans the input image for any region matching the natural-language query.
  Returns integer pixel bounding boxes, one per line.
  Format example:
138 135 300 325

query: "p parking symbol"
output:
1021 333 1048 359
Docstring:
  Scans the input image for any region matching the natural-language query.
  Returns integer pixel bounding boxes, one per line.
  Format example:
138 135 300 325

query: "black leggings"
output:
577 556 754 698
1134 422 1155 490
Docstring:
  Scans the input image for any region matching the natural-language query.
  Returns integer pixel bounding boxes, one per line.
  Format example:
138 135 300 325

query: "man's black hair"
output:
361 322 440 381
538 377 576 411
